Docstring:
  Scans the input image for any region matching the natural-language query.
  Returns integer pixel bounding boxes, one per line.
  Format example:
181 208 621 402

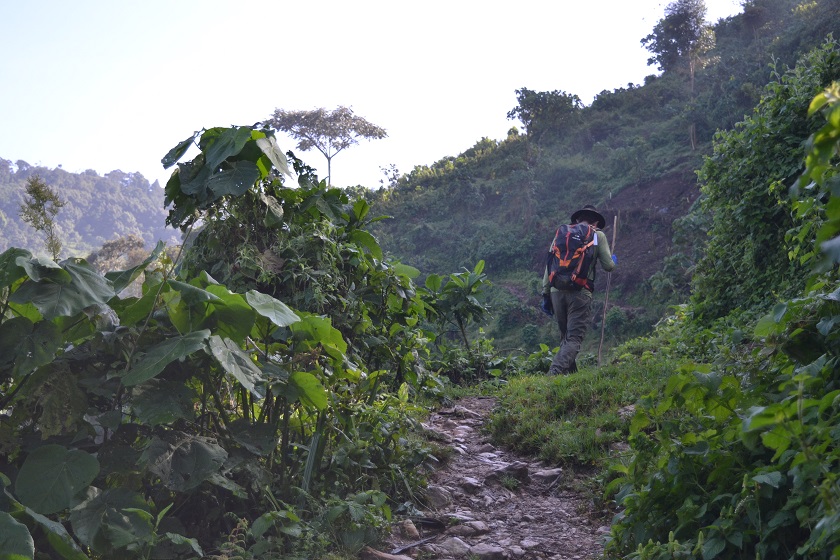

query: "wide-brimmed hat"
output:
570 205 606 229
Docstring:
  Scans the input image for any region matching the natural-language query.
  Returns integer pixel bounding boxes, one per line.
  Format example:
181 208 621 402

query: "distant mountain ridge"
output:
0 158 179 257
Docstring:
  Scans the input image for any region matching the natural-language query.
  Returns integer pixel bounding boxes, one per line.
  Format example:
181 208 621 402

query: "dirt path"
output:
363 397 609 560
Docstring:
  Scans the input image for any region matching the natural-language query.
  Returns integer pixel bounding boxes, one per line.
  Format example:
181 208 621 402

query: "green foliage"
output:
488 354 671 466
506 88 583 143
423 260 491 350
605 80 840 560
18 175 65 260
266 106 387 186
692 37 840 321
641 0 715 74
0 125 476 558
0 161 176 257
368 0 840 351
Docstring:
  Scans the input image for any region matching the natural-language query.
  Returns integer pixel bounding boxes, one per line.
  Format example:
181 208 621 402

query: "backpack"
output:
546 223 597 291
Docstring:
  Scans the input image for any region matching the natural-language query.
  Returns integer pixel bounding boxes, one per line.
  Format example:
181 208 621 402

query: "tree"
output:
641 0 714 77
18 175 65 260
266 106 387 186
641 0 715 148
506 88 583 143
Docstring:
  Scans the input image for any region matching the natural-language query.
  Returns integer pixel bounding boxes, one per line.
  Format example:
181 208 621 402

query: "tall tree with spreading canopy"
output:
18 175 65 260
266 106 387 186
506 88 583 143
641 0 715 148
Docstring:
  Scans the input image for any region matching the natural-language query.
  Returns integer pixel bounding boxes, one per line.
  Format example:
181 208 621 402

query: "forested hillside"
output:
367 0 840 352
0 159 179 256
3 1 840 558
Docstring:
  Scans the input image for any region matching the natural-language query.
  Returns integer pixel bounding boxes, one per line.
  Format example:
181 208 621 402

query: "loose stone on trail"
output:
373 396 606 559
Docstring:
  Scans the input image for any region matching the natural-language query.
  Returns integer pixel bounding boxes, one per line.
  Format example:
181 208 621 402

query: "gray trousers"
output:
549 290 593 374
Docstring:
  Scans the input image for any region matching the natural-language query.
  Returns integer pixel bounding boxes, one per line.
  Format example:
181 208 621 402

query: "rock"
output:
465 520 490 534
422 424 453 443
532 467 563 481
460 476 483 493
401 397 604 559
360 546 413 560
618 404 636 419
486 460 529 484
470 542 506 559
447 512 476 523
440 536 471 556
453 405 483 419
424 485 453 508
400 519 420 539
447 519 490 536
501 461 530 479
521 538 541 549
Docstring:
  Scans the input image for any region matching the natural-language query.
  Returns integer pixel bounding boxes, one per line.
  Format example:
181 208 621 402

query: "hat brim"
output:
571 209 606 229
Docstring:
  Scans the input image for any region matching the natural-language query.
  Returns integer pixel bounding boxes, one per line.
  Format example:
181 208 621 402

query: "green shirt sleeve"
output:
542 264 550 295
595 230 615 273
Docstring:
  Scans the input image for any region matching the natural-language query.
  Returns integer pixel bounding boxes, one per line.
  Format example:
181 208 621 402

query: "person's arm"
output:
595 230 616 272
542 266 551 293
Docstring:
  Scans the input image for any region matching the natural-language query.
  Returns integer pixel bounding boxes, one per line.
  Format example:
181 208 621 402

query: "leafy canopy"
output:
641 0 714 73
266 106 386 185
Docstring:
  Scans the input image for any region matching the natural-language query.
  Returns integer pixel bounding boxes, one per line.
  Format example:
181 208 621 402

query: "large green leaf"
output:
177 158 212 197
17 256 71 284
255 135 292 177
205 285 256 343
246 290 300 327
393 262 421 280
229 418 276 456
0 318 61 379
23 506 90 560
207 335 265 398
168 280 220 305
290 315 347 360
161 132 198 169
0 247 32 289
206 160 261 198
121 330 210 386
0 512 34 560
15 445 100 515
348 230 382 260
10 259 115 320
203 126 252 171
130 380 196 426
105 241 165 294
109 284 162 327
69 488 152 552
289 371 328 411
165 279 230 334
259 192 285 227
140 433 227 492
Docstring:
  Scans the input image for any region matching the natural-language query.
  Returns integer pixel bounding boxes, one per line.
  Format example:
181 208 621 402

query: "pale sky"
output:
0 0 742 190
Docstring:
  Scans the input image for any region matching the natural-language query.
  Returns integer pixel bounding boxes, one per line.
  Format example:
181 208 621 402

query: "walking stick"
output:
597 213 618 367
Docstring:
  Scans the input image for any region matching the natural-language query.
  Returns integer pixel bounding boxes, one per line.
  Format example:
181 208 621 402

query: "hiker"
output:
540 205 617 375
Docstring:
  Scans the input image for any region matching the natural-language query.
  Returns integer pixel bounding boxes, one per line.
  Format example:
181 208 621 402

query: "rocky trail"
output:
362 397 609 560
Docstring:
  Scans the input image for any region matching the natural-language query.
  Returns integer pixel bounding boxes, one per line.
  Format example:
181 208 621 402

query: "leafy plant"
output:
605 80 840 560
0 125 453 558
